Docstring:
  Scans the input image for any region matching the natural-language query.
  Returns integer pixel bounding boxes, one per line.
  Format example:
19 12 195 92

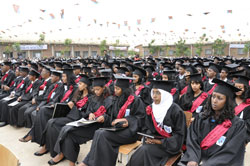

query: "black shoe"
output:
0 122 6 127
48 157 65 165
34 150 48 156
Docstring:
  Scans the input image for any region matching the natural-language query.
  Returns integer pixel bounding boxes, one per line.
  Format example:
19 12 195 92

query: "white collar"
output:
32 79 38 84
45 77 51 82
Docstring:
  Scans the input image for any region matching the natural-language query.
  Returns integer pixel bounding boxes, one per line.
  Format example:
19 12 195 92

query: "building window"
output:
18 52 26 59
238 48 244 55
205 49 212 55
74 51 80 58
144 50 149 56
91 51 97 58
168 50 174 56
160 50 165 56
55 51 61 57
33 51 41 59
64 51 71 58
83 51 88 58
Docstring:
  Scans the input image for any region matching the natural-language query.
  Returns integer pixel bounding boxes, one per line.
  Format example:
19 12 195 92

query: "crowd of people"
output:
0 55 249 166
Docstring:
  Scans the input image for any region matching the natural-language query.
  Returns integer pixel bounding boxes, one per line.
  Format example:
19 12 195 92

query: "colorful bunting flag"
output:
78 16 81 22
137 19 141 25
203 12 210 15
91 0 98 4
94 19 96 24
118 24 120 29
61 9 64 19
168 16 173 19
227 10 232 13
106 22 109 27
151 18 155 22
50 13 55 19
220 25 225 29
40 9 46 13
124 21 128 26
187 14 192 16
13 4 20 13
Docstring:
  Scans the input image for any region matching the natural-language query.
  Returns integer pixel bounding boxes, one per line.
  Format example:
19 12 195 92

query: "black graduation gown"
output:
52 95 113 162
0 70 16 94
29 82 65 144
203 80 215 92
237 105 250 143
127 103 186 166
132 84 152 106
179 115 246 166
17 79 52 127
0 72 20 99
179 92 208 118
82 95 145 166
0 76 30 123
9 79 42 126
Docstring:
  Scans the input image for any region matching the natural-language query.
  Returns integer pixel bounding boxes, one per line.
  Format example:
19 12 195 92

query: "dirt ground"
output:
0 125 249 166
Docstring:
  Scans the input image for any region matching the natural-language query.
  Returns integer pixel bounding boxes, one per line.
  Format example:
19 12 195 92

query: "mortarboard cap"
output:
151 80 175 93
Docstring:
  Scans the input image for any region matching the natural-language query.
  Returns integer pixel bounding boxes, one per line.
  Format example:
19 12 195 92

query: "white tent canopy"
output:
0 0 250 47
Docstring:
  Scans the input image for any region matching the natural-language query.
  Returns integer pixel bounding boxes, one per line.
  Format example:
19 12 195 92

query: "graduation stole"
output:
187 92 208 113
152 72 158 77
39 80 47 90
10 81 15 87
200 119 232 150
202 76 206 81
60 85 74 102
180 85 188 95
1 73 8 82
234 99 250 116
47 84 59 102
135 85 145 96
105 80 113 87
93 105 107 117
16 80 24 89
25 83 33 93
75 76 82 84
170 88 177 96
146 106 172 138
117 95 135 119
207 83 217 95
76 96 88 109
145 81 151 86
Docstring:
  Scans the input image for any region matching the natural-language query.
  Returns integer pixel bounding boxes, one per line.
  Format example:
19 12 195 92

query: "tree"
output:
194 33 208 56
212 38 227 56
63 38 72 58
128 50 137 56
148 40 162 56
12 42 20 53
243 42 250 58
113 39 121 57
37 34 45 46
100 40 107 56
175 38 190 56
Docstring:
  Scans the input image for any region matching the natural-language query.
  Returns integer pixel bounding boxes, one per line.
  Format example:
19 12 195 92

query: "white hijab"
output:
151 89 173 124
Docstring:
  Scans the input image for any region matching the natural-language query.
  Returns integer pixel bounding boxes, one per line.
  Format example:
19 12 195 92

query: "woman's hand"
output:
88 113 96 120
187 161 198 166
145 138 162 145
111 118 128 127
67 101 74 109
96 116 104 123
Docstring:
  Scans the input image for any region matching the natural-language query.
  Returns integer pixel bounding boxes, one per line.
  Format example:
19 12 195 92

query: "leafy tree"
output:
212 38 227 56
194 34 208 56
100 40 107 56
113 39 121 57
148 40 162 56
243 42 250 58
175 38 190 56
37 34 45 46
12 42 20 52
63 38 72 58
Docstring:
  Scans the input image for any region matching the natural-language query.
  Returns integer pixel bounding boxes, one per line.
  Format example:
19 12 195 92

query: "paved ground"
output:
0 125 249 166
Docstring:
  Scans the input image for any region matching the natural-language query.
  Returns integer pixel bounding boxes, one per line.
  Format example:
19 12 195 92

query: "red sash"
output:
25 83 33 93
207 84 217 95
105 80 113 87
39 81 47 90
75 76 82 83
249 80 250 86
153 72 158 77
47 84 58 102
146 106 172 138
187 92 208 113
234 99 250 116
117 95 135 119
10 81 15 87
1 73 8 82
145 81 151 86
76 96 88 109
170 88 177 96
202 76 206 81
135 85 144 96
60 85 74 102
200 119 232 150
93 105 107 117
16 80 24 89
180 86 188 95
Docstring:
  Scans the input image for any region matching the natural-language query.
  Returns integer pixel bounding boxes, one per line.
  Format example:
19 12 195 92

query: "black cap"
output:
212 78 240 99
82 67 91 74
62 63 72 69
185 64 198 75
189 73 202 82
143 65 155 72
79 74 91 86
54 61 63 68
117 67 129 74
29 69 40 78
151 80 175 93
43 65 52 73
132 66 146 77
114 74 135 89
30 63 38 71
208 63 220 73
73 64 81 70
99 69 113 77
63 68 74 75
19 66 29 73
51 70 63 77
91 77 109 87
233 75 250 86
3 61 12 67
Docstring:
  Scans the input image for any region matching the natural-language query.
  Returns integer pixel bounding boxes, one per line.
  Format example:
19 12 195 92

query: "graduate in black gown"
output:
9 69 42 126
178 78 246 166
79 74 145 166
203 64 219 94
179 74 208 118
0 66 30 127
32 68 78 156
233 75 250 143
50 77 112 165
127 80 186 166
